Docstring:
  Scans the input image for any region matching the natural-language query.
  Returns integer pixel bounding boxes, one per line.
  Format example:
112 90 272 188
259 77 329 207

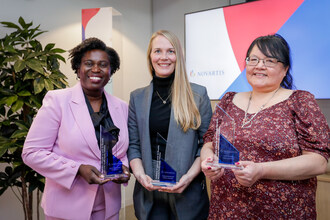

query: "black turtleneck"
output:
149 74 174 160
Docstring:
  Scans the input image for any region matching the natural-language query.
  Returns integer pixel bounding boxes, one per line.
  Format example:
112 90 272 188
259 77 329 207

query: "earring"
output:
76 75 80 80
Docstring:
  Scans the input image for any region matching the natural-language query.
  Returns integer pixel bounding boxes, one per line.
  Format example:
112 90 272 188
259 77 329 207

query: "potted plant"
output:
0 17 68 220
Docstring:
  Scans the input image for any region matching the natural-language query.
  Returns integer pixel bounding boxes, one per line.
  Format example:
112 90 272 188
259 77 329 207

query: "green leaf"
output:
14 60 26 72
11 99 24 112
10 130 27 139
0 88 14 96
29 96 42 108
8 147 18 154
0 21 20 30
17 90 32 97
14 121 29 130
44 78 54 91
52 54 66 63
0 144 8 158
4 55 20 63
18 17 27 28
26 59 44 74
25 51 44 59
33 77 45 94
51 48 66 53
23 71 36 80
1 96 18 106
45 43 55 51
31 30 47 39
4 45 17 53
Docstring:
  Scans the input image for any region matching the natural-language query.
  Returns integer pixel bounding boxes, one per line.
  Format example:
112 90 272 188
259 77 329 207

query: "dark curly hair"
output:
69 37 120 75
246 34 294 89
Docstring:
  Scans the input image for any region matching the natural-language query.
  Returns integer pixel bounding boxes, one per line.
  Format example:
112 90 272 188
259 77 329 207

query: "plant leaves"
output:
0 143 8 158
0 88 14 96
4 45 17 53
44 78 54 91
1 95 18 106
11 99 24 112
26 59 44 74
45 43 55 51
0 21 20 30
14 121 29 130
28 96 42 108
33 77 45 94
23 71 36 80
51 48 66 53
17 90 32 97
18 17 27 28
10 130 27 139
14 60 26 72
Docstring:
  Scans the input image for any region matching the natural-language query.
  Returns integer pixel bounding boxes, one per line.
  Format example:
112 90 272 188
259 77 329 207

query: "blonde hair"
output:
147 30 201 132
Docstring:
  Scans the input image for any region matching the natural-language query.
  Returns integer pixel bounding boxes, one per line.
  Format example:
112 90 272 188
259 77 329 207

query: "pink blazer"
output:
22 83 129 219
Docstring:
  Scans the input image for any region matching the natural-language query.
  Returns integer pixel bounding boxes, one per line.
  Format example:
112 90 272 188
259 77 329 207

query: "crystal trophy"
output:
151 133 177 187
100 125 128 179
207 104 242 170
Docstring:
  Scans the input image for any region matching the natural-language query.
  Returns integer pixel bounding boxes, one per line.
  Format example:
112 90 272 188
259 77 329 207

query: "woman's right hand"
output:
78 164 110 185
135 173 161 191
201 156 224 180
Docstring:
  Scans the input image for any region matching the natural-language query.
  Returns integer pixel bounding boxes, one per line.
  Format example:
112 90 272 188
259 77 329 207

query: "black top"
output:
84 93 120 148
149 74 174 160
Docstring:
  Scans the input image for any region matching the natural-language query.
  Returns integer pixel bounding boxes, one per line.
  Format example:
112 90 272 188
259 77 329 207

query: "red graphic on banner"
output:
224 0 304 71
82 8 100 30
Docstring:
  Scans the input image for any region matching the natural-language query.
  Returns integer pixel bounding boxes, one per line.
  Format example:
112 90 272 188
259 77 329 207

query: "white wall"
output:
0 0 151 219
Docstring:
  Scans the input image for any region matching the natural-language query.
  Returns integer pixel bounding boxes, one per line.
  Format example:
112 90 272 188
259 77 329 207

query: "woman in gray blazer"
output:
128 30 212 220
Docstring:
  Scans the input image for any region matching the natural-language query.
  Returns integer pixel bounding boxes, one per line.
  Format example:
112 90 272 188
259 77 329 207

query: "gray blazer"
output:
128 82 212 220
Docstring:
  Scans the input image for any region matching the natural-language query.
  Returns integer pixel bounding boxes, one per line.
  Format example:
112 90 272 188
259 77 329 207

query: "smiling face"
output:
78 49 111 96
246 45 288 92
150 35 176 78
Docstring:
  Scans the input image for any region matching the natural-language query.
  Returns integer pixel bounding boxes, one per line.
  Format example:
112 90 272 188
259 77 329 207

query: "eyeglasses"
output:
245 56 282 68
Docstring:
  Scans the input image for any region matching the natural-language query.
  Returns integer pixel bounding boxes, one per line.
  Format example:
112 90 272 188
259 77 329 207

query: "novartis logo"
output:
190 69 224 77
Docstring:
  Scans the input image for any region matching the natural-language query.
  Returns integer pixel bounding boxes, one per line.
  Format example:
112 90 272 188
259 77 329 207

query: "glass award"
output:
100 125 128 179
207 104 242 170
151 133 177 187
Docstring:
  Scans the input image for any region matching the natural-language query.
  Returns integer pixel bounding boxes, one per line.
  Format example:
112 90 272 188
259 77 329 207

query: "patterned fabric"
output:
204 90 330 220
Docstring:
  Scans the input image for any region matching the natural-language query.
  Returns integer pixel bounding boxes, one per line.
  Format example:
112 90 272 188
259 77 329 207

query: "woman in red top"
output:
201 34 329 219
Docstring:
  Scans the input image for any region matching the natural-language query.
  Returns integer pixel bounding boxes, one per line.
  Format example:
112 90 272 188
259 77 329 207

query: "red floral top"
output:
204 90 329 220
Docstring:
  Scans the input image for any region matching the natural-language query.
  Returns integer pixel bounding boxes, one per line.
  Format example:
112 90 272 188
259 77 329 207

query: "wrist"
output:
258 163 266 179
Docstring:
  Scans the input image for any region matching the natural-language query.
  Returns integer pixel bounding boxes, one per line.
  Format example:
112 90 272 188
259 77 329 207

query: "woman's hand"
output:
232 161 264 187
112 165 131 184
158 173 192 194
78 164 110 185
135 173 161 191
201 156 224 180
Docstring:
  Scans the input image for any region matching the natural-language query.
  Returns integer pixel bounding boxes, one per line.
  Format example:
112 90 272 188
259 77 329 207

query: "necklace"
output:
156 90 171 104
241 87 280 128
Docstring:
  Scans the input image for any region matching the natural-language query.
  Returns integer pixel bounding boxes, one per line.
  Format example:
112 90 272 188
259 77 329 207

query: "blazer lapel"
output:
141 83 154 176
69 83 100 159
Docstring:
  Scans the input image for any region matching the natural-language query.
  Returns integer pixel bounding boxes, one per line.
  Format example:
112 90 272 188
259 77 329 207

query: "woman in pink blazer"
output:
22 38 130 220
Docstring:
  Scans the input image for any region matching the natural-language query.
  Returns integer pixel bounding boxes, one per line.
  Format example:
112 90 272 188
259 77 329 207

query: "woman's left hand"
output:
232 161 264 187
157 174 192 194
112 165 131 184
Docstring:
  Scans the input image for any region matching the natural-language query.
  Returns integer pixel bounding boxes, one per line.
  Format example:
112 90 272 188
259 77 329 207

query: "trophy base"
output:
207 162 243 170
151 180 177 187
102 173 129 180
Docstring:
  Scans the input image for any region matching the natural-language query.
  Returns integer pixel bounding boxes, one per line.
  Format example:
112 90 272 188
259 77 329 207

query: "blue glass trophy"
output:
207 104 242 170
151 133 177 187
100 125 129 179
